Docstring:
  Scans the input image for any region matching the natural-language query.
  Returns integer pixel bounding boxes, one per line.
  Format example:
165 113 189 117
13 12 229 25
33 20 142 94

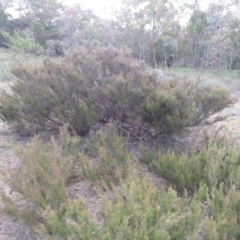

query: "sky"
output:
63 0 123 18
61 0 213 23
6 0 123 20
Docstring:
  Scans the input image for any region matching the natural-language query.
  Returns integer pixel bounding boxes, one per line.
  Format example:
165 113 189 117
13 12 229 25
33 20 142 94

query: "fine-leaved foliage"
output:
0 43 232 138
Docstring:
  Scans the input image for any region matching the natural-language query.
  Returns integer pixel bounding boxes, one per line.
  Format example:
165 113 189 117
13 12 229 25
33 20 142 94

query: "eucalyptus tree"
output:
62 6 97 40
0 2 10 26
186 9 209 68
11 0 63 22
226 17 240 70
52 4 122 50
0 2 11 47
8 0 63 46
202 3 234 69
119 0 176 67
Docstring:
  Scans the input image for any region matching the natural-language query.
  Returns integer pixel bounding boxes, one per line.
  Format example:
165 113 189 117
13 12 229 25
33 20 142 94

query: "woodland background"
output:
1 0 240 70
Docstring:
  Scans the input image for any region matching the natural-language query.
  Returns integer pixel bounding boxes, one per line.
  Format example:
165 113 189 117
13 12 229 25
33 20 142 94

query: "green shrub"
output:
1 127 80 226
0 43 156 136
30 20 60 47
0 43 233 138
1 126 132 233
193 184 240 240
3 125 240 239
140 134 240 194
138 135 240 239
100 171 203 240
141 76 233 134
79 125 131 188
40 168 240 240
2 31 44 55
38 200 99 239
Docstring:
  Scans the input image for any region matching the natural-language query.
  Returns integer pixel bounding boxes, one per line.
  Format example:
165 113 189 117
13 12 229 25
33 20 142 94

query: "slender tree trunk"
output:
164 51 167 68
174 40 178 67
202 45 208 67
193 41 198 68
153 42 156 67
228 47 234 71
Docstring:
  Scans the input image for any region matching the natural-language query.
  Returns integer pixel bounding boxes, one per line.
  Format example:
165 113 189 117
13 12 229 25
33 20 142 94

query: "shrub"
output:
2 127 199 239
3 125 240 239
38 167 240 239
38 200 99 239
0 43 157 136
2 31 44 55
1 127 81 226
100 173 191 239
193 184 240 240
79 125 132 188
30 20 60 47
0 43 233 138
1 126 132 234
138 135 240 239
141 76 233 135
140 133 240 194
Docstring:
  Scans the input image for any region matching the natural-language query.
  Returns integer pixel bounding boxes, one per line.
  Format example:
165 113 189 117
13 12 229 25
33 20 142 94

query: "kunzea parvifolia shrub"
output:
0 43 157 136
140 76 233 135
0 42 233 137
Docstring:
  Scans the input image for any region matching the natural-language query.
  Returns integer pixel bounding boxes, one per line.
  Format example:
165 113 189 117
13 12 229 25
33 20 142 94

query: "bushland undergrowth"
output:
2 126 240 239
0 43 238 239
0 43 233 138
2 31 44 56
140 132 240 194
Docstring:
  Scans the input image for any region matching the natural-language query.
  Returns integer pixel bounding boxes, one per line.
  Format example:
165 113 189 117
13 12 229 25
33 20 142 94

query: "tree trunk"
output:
153 42 156 67
193 41 198 68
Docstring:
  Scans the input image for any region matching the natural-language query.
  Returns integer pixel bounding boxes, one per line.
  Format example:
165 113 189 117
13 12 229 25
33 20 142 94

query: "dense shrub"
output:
141 76 233 134
38 200 99 239
79 126 131 188
3 126 240 239
0 125 195 238
140 134 240 194
1 127 80 226
0 43 157 136
100 172 199 240
1 126 130 228
193 184 240 239
0 42 233 137
2 31 44 55
30 20 60 47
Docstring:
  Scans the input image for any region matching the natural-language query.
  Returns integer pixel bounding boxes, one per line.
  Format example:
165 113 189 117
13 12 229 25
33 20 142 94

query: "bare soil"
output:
184 91 240 147
0 122 36 239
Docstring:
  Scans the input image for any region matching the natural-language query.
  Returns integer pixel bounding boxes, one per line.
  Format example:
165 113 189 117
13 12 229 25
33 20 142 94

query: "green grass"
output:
165 67 240 91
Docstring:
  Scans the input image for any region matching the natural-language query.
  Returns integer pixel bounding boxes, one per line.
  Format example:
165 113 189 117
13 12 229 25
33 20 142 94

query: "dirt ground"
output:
184 91 240 147
0 122 37 239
